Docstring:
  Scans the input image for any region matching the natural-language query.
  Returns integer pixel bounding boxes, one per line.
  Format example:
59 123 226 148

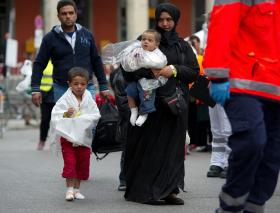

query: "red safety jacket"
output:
203 0 280 102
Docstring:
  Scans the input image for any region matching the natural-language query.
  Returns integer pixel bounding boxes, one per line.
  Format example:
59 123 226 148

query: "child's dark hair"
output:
68 67 89 83
143 29 161 43
57 0 77 13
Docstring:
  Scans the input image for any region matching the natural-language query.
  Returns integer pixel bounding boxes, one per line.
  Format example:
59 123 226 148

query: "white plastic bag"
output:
15 60 32 92
138 76 168 90
50 88 101 149
121 41 167 72
101 40 136 65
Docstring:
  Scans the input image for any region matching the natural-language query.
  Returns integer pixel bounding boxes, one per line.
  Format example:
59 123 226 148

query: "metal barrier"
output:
0 74 40 137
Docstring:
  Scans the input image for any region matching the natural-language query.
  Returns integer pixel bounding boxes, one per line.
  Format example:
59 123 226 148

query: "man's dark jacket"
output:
32 24 107 92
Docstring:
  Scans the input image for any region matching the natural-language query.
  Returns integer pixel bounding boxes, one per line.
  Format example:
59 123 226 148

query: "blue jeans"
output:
125 81 156 115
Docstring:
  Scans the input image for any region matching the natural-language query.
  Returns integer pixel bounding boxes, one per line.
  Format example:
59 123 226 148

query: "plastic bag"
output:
139 76 168 90
16 60 32 93
101 40 136 65
121 41 167 72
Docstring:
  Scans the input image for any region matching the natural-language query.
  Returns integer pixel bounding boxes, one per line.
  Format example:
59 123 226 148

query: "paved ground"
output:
0 121 279 213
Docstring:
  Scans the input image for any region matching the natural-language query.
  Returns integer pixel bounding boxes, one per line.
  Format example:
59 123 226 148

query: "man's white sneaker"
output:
65 191 74 201
74 191 85 200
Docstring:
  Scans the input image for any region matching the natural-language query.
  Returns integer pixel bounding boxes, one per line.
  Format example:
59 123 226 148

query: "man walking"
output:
37 60 55 150
206 104 231 178
203 0 280 212
32 0 109 105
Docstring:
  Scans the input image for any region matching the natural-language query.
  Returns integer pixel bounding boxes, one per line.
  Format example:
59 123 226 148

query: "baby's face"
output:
141 33 158 51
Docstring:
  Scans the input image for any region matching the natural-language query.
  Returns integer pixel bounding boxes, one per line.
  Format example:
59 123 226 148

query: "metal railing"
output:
0 74 40 138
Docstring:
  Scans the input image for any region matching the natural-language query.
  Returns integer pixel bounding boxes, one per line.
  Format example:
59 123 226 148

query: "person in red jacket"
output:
203 0 280 212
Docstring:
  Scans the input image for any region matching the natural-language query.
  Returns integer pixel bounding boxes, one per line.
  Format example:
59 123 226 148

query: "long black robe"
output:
123 4 199 204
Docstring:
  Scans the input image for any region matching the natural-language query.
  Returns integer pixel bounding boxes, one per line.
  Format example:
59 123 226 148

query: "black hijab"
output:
155 3 181 47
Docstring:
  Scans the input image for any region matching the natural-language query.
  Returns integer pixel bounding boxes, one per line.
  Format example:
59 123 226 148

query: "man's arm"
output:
203 1 242 80
203 0 244 105
31 35 51 106
89 33 109 94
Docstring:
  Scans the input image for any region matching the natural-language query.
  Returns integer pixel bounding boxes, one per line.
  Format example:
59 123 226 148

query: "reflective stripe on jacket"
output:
203 0 280 102
40 61 53 92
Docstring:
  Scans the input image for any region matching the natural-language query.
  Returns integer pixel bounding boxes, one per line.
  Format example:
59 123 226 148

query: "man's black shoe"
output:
207 165 223 177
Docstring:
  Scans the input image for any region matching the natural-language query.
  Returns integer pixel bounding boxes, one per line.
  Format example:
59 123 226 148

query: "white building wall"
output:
126 0 148 40
206 0 214 13
43 0 60 33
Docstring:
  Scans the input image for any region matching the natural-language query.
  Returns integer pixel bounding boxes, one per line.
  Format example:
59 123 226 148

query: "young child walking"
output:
51 67 101 201
121 29 167 126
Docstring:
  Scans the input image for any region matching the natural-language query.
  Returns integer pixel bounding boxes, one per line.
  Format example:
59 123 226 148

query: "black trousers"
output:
40 101 55 141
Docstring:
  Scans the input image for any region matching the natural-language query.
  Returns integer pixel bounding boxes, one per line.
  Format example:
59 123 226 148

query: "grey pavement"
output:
0 120 279 213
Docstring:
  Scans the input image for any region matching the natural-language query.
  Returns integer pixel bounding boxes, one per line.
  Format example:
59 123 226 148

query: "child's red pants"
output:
60 137 91 180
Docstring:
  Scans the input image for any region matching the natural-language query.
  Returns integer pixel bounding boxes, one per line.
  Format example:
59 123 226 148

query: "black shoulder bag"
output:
161 41 187 115
161 83 187 115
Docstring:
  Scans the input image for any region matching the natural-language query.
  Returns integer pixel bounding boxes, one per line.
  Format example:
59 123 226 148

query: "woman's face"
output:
157 12 175 31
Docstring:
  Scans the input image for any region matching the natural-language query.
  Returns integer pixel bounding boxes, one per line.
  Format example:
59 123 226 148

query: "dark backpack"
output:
92 99 123 160
110 68 130 144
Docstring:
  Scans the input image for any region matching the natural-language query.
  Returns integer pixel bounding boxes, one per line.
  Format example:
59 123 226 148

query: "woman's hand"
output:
152 65 173 78
151 68 161 78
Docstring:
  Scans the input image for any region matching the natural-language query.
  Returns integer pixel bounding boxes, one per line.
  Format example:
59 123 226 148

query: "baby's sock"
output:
135 114 148 126
130 107 138 126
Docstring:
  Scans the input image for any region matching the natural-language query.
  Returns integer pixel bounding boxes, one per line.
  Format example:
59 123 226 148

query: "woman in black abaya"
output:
123 3 199 205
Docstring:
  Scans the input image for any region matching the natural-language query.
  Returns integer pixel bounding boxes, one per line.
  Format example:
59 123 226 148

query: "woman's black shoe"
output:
163 194 184 205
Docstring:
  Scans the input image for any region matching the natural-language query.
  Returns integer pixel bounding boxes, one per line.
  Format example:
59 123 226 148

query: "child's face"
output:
141 33 158 51
69 76 88 98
